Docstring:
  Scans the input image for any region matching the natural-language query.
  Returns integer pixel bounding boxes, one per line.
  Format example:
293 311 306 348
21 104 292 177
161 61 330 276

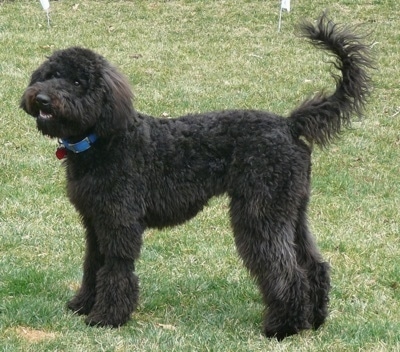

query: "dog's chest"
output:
65 161 109 215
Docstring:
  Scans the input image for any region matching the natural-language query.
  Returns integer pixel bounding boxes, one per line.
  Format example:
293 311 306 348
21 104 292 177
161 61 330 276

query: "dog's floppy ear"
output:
95 64 134 137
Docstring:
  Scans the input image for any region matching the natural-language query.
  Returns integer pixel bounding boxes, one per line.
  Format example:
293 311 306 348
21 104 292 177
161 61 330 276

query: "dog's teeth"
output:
39 110 53 119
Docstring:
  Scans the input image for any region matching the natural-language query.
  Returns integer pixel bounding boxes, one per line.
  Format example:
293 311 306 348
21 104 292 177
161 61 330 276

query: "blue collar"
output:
59 133 98 153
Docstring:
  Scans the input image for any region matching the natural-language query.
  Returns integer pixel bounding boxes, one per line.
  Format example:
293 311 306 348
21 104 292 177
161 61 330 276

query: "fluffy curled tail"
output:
288 13 373 147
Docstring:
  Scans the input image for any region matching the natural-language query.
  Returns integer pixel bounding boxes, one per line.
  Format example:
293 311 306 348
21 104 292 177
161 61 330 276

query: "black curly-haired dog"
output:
20 14 372 339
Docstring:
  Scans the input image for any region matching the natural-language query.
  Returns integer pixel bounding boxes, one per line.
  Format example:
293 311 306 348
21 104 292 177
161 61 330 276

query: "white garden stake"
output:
278 0 291 32
39 0 51 26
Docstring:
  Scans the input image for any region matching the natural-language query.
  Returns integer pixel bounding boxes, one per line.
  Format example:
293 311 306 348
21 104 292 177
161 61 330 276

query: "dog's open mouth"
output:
39 110 54 120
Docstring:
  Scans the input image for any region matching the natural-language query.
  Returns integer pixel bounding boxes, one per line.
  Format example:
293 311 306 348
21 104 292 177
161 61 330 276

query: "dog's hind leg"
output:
67 219 104 316
294 196 330 330
230 198 312 340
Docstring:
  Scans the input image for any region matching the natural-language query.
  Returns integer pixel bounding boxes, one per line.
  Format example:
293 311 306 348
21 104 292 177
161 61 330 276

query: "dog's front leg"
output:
84 220 143 327
85 257 139 327
67 220 104 316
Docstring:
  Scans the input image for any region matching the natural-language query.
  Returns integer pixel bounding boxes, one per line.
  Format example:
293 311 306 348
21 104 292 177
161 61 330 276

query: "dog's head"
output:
20 47 134 139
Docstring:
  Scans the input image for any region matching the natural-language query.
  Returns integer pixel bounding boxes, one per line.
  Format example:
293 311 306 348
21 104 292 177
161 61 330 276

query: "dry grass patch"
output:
14 327 57 343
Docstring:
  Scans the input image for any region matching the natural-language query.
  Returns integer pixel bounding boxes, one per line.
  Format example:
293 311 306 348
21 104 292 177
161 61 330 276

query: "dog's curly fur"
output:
21 14 372 340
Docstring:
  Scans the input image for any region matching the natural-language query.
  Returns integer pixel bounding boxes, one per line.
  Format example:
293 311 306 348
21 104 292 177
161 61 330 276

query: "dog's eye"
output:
74 80 81 86
50 71 61 79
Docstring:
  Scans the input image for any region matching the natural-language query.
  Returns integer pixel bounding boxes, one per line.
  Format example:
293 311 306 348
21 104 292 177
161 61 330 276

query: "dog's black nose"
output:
36 93 51 107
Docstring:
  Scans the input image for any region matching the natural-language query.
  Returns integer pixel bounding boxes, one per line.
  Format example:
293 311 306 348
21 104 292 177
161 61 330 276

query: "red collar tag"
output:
56 147 67 160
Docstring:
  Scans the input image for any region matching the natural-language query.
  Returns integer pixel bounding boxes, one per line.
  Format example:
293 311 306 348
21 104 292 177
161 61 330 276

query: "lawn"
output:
0 0 399 351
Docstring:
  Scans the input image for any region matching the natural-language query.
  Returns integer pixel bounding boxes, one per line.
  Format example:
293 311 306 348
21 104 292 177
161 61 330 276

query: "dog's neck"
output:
58 132 98 156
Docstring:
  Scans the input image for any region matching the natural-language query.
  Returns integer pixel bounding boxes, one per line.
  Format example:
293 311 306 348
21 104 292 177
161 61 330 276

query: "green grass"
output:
1 0 399 350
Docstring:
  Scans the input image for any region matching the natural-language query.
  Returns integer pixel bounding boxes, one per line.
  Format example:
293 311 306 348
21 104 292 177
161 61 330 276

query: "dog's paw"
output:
264 320 312 341
67 294 95 316
311 311 328 330
264 325 299 341
85 311 130 328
